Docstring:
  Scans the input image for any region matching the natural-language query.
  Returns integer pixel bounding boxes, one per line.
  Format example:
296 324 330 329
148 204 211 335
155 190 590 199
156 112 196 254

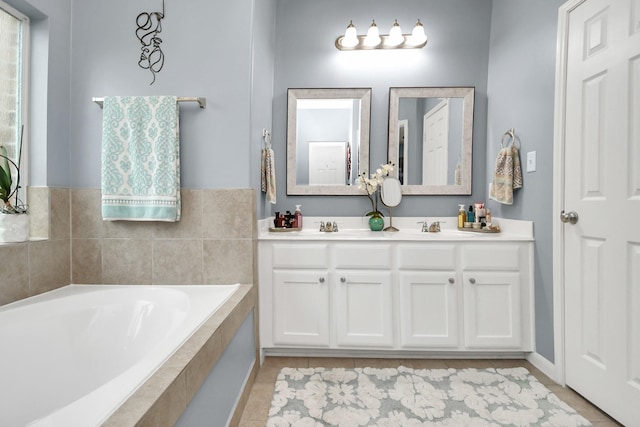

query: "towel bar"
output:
92 96 206 109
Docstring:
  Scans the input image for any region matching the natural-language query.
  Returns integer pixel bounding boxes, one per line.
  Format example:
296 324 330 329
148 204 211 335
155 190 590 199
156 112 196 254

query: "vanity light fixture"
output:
335 19 428 51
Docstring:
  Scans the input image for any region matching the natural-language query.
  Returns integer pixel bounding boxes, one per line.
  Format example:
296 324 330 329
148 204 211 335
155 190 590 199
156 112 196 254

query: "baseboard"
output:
527 351 561 384
263 347 530 360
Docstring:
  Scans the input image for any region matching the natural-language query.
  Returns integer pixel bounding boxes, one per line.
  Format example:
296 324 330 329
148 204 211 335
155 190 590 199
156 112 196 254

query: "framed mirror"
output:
287 88 371 195
388 87 474 195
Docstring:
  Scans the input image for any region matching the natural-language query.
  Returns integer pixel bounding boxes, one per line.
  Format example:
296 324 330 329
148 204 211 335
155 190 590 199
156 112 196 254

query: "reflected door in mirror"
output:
287 88 371 195
388 87 474 195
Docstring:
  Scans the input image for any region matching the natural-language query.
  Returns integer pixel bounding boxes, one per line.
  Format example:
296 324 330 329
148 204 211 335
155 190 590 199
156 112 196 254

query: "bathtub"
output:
0 284 241 427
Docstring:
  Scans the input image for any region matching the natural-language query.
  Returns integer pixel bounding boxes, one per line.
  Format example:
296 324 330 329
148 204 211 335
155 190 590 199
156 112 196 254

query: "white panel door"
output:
422 100 449 185
273 270 330 347
562 0 640 424
399 271 459 348
463 272 522 349
335 271 394 348
308 142 346 185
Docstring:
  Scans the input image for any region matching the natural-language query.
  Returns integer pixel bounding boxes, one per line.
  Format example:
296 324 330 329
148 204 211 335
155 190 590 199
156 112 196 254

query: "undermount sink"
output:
391 228 480 238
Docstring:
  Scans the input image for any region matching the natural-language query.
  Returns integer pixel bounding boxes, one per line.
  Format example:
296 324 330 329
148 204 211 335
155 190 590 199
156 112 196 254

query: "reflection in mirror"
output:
381 177 402 231
287 88 371 195
388 87 474 195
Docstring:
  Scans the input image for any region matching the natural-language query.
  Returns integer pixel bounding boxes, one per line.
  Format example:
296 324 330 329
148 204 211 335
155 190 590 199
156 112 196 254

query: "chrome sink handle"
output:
417 220 429 232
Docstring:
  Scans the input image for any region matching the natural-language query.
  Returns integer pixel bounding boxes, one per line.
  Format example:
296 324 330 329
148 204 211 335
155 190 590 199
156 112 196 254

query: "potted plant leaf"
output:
0 137 29 242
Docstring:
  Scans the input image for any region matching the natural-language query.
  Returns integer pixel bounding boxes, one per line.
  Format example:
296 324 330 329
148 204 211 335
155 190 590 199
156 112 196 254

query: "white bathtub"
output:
0 284 240 427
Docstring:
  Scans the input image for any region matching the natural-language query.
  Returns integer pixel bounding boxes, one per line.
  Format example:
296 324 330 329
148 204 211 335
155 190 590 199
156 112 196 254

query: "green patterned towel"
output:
101 96 181 221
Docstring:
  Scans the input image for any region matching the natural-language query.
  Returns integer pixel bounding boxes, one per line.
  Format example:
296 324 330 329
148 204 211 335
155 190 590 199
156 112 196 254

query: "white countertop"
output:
258 216 534 242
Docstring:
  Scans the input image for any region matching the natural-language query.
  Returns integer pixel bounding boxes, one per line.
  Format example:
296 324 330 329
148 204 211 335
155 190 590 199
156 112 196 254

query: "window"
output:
0 1 28 206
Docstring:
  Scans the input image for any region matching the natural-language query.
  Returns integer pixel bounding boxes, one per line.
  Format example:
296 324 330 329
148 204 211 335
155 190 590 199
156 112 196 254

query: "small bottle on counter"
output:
457 204 466 228
467 205 475 223
294 205 303 229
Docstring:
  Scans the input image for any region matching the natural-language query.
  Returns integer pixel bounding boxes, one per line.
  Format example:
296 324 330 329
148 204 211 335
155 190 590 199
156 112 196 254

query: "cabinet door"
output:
463 272 522 349
399 271 459 348
273 270 330 347
335 270 394 348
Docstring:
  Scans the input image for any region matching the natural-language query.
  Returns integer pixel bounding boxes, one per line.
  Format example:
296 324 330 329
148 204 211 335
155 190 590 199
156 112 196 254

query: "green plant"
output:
0 145 25 214
356 162 394 218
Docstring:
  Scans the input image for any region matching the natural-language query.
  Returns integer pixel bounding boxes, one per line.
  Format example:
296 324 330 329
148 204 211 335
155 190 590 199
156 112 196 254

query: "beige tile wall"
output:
0 187 257 307
71 188 257 286
0 187 71 306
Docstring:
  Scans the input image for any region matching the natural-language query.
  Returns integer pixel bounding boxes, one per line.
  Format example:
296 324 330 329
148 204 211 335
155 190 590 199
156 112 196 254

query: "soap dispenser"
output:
294 205 303 229
457 204 466 228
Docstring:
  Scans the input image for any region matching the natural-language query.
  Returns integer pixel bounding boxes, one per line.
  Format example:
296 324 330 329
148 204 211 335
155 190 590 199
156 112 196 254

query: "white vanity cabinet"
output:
258 219 534 355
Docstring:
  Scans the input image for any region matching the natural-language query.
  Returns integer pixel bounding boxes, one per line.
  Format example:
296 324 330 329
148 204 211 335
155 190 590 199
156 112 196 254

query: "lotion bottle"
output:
467 205 475 223
457 204 466 228
294 205 303 229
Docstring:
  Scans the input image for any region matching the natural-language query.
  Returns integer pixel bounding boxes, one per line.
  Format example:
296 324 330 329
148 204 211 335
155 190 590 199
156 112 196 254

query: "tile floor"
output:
238 357 623 426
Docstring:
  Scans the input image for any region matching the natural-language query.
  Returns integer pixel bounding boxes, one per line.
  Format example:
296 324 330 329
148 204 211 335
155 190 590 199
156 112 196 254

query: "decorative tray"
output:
269 227 302 232
457 226 501 233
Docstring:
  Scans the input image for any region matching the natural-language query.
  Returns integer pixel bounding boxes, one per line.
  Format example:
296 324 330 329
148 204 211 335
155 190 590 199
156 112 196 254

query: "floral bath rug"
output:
266 366 592 426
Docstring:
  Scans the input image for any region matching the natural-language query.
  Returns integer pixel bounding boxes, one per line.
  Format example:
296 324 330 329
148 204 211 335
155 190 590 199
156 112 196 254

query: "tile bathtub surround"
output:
0 187 72 306
103 284 259 427
2 187 257 306
71 188 257 286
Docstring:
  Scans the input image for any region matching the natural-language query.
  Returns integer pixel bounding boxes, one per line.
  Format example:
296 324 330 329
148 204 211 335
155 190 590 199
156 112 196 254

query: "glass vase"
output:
368 214 384 231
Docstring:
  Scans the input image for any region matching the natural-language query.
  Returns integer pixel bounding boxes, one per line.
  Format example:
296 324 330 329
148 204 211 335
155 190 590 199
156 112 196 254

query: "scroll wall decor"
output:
135 0 165 85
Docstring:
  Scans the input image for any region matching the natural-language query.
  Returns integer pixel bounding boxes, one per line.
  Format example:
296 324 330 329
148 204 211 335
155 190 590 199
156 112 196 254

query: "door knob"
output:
560 210 579 224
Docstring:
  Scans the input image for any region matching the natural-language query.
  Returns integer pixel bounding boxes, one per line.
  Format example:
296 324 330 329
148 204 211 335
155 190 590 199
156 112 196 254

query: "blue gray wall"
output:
272 0 492 217
487 0 565 362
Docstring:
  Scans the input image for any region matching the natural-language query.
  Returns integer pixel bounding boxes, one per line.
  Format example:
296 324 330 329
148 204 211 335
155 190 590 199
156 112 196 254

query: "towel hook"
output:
263 129 272 148
501 128 516 148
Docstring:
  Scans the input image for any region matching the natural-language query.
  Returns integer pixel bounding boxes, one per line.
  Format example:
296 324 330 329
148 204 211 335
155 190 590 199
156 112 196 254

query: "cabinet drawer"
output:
461 245 521 270
334 244 391 269
272 243 329 268
397 244 456 270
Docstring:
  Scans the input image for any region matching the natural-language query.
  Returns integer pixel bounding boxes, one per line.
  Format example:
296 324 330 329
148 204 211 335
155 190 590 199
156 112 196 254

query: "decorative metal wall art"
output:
135 0 165 85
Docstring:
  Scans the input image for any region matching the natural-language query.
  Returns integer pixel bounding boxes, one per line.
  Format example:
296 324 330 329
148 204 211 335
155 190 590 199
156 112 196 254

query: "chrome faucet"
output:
429 221 441 232
417 220 440 232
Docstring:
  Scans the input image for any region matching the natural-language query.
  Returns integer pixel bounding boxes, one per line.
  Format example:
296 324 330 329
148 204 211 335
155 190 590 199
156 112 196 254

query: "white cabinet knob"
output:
340 277 346 283
448 278 455 284
469 278 476 284
319 277 325 283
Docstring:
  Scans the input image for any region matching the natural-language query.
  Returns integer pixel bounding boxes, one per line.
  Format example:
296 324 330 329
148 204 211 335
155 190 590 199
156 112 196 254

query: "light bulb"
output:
364 20 381 47
410 19 427 45
386 19 404 47
341 20 359 48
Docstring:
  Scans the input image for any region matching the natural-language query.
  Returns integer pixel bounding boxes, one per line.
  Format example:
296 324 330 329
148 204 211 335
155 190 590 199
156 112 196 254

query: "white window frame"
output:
0 0 30 202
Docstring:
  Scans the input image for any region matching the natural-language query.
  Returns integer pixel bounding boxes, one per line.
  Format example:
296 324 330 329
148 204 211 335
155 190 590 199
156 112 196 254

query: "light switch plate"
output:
527 151 537 172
